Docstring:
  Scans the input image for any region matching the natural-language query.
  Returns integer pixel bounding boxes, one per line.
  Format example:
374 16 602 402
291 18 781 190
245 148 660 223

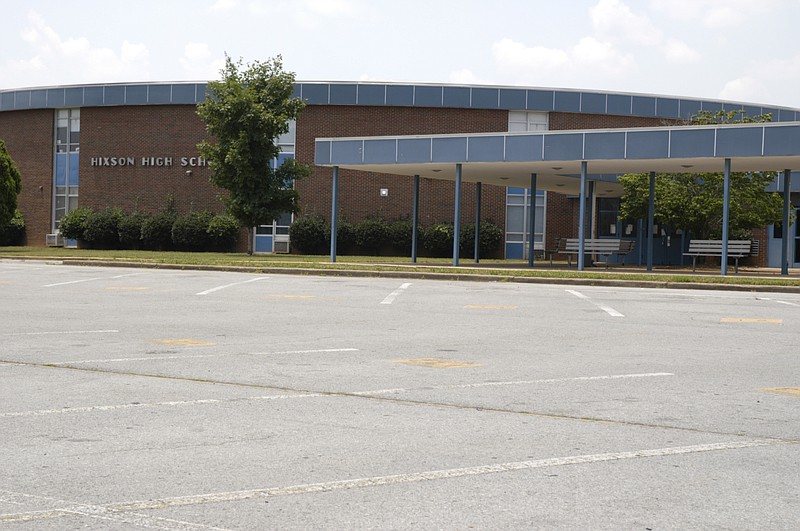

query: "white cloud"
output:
304 0 355 16
591 0 662 46
572 37 635 73
448 68 490 85
662 39 701 64
209 0 240 11
650 0 783 28
492 38 570 71
180 42 225 80
719 77 767 103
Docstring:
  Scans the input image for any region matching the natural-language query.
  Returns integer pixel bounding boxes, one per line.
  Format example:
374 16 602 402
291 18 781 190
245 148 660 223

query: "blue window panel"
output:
301 84 328 104
467 136 504 162
148 84 171 104
104 85 125 105
506 134 543 161
0 92 11 110
171 84 196 104
55 154 67 186
314 141 331 165
679 99 702 120
397 138 431 163
716 127 763 157
581 92 606 114
778 109 798 122
764 125 800 156
527 90 554 111
554 91 580 112
45 88 65 108
126 85 148 104
196 84 208 103
656 98 679 118
291 84 301 99
276 152 294 168
632 96 656 117
584 132 625 160
68 154 80 185
330 84 357 105
31 90 47 108
363 139 397 164
414 86 442 107
607 94 632 115
357 84 386 105
443 86 470 108
499 89 526 110
507 187 526 194
670 129 715 158
626 130 669 159
702 101 723 113
505 242 523 260
330 140 362 164
742 105 762 118
544 133 583 160
83 86 104 106
65 88 83 106
386 85 414 106
255 235 273 253
14 91 31 109
760 108 779 121
432 137 467 162
471 87 499 108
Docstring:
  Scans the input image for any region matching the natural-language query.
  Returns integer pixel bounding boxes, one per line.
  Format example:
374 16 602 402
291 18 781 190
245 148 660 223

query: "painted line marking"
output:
756 297 800 307
380 282 411 304
151 339 216 347
0 329 119 337
757 387 800 397
464 305 517 310
567 289 624 317
44 348 360 365
43 273 142 287
392 358 481 369
196 276 268 296
0 440 777 524
720 318 783 324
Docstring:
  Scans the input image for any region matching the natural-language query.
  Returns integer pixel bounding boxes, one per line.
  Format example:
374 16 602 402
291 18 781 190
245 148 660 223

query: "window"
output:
508 111 548 132
504 188 546 258
53 109 80 230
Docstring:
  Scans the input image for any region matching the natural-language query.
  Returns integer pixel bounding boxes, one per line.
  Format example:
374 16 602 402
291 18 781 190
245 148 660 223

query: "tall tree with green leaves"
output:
197 55 310 254
0 139 22 227
619 110 784 240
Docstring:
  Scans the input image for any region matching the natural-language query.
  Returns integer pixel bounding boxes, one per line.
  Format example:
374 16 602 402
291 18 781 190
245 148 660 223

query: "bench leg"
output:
692 256 697 273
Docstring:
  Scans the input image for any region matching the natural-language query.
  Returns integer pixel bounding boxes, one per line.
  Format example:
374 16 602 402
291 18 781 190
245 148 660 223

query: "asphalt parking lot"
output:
1 260 798 529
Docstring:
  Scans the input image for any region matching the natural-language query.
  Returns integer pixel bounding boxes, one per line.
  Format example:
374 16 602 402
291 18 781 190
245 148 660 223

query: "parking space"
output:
1 261 798 529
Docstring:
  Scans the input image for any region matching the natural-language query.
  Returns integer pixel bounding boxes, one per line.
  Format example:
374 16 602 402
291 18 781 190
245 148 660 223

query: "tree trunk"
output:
247 225 254 255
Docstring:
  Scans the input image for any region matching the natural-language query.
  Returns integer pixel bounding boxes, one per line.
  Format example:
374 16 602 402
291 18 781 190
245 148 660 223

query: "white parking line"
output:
0 330 119 337
756 297 800 307
196 276 268 295
43 273 142 287
567 289 624 317
381 282 412 304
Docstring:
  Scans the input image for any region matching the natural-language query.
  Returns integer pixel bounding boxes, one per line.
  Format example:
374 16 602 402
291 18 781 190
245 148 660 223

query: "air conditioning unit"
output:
46 233 64 247
273 240 290 253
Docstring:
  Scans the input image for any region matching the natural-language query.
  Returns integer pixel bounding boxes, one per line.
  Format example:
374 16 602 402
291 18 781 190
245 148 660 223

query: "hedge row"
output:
289 214 503 258
58 207 240 251
0 209 24 246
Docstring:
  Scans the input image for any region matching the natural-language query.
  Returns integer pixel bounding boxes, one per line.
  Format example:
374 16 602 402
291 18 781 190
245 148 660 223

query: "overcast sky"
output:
2 0 800 108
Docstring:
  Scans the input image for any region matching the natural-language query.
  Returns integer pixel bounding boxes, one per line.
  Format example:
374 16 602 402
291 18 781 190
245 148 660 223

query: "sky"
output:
2 0 800 108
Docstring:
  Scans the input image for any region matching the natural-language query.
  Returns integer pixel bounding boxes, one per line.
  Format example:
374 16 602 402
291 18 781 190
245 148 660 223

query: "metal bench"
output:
562 238 635 269
683 240 751 273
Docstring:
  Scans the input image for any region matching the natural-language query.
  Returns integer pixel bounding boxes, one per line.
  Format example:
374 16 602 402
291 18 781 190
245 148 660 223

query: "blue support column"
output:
528 173 537 267
721 158 731 275
647 171 655 272
412 174 420 264
453 164 462 266
330 166 339 263
474 181 482 264
578 161 587 271
637 219 643 266
782 169 792 275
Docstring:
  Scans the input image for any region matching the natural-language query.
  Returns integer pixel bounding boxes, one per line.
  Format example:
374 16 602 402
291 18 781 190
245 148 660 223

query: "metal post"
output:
412 175 420 264
330 166 339 263
474 182 482 263
637 219 643 266
721 158 731 275
528 174 537 267
578 161 587 271
647 171 655 272
453 164 462 266
782 169 792 275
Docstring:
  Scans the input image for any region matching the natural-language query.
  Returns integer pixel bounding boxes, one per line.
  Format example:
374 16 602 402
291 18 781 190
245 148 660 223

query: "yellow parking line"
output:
720 318 783 324
392 358 480 369
151 339 216 347
756 387 800 397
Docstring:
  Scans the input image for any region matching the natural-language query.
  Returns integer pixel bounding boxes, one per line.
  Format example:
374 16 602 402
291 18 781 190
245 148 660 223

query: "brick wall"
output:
0 109 54 245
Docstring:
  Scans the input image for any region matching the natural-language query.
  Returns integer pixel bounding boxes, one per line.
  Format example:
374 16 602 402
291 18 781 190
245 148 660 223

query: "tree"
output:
0 139 22 227
197 55 310 254
619 110 784 240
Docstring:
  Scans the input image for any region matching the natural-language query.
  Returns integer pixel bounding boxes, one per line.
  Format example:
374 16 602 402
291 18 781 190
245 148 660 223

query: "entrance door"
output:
767 209 799 268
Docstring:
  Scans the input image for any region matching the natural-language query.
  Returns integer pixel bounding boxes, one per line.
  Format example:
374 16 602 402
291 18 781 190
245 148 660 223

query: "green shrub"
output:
334 219 355 255
58 207 93 241
83 208 124 249
172 211 214 251
0 209 24 245
118 212 147 249
421 223 454 257
141 211 176 250
354 217 389 255
387 219 413 255
459 221 504 258
207 214 239 251
289 214 328 254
